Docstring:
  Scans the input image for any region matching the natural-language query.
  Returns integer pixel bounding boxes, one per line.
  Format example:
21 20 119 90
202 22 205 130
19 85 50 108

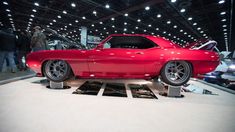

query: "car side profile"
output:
26 34 220 86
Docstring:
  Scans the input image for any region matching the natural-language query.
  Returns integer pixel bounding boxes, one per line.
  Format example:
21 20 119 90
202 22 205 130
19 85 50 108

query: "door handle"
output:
135 52 144 55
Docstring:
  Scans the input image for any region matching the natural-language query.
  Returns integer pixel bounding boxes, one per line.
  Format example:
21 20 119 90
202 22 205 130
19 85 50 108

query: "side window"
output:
103 36 156 49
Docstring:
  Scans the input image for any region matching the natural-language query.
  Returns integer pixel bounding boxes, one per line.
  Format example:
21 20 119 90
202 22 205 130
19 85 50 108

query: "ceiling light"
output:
3 1 8 5
32 9 37 12
53 19 56 22
30 14 34 17
137 19 141 22
203 34 206 36
171 0 177 3
7 14 11 17
6 9 10 12
49 23 53 25
200 31 204 33
163 31 166 34
180 29 183 32
124 13 128 16
157 14 161 18
9 18 13 20
223 29 227 31
156 28 159 30
221 19 226 22
29 18 33 21
34 2 39 6
63 10 67 14
57 15 61 18
220 12 226 15
218 0 225 4
93 10 97 15
71 3 76 7
193 23 197 26
223 25 227 27
184 32 187 35
148 24 152 27
82 16 86 19
173 25 177 28
124 28 127 31
75 20 79 23
136 27 139 29
145 6 150 11
167 20 171 24
99 21 103 24
188 17 192 20
104 27 106 30
124 22 127 25
197 27 201 30
115 30 117 33
112 25 115 28
105 4 110 8
180 8 186 13
144 30 147 32
111 17 115 21
69 23 72 26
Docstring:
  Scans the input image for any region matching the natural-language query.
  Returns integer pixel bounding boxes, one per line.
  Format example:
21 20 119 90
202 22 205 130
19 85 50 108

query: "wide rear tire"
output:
161 61 191 86
44 60 71 82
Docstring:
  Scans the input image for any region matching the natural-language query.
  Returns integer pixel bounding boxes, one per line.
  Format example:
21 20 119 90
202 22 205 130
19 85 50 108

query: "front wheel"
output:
44 60 71 82
161 61 191 86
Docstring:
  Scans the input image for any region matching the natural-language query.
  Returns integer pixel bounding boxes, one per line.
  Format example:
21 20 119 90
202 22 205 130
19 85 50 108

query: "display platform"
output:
0 77 235 132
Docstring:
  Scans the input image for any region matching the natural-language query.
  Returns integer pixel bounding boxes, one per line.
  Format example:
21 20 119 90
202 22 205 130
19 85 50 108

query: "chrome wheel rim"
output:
165 61 190 84
45 60 68 81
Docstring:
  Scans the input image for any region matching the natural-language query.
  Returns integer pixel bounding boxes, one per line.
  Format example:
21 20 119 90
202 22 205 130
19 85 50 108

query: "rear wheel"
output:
44 60 71 82
161 61 191 86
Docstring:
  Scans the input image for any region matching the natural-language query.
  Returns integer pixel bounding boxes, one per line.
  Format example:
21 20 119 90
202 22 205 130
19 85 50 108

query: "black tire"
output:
43 60 71 82
160 61 191 86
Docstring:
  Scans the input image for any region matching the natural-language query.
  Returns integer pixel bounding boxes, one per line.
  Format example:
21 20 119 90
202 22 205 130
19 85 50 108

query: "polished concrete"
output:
0 77 235 132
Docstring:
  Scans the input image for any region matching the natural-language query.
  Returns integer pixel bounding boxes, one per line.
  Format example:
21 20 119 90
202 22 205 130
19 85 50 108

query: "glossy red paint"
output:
26 34 220 79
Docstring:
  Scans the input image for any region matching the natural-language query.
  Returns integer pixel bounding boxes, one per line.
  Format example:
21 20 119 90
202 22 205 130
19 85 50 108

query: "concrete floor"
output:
0 77 235 132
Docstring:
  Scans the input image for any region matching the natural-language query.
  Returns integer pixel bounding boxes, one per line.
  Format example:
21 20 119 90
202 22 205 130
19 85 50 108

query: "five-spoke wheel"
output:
161 61 191 86
44 60 71 82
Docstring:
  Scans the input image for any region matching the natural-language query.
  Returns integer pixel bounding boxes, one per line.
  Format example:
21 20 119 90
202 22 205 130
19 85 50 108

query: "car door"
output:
87 36 147 78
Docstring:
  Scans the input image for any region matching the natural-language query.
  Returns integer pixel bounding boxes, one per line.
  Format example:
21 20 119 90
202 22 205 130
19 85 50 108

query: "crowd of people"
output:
0 26 47 73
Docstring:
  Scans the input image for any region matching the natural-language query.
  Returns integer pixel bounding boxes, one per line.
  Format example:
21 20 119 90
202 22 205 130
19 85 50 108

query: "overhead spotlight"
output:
63 10 67 14
30 14 34 17
180 29 183 32
29 18 33 21
34 2 39 6
105 4 110 8
157 14 161 18
200 31 204 33
145 6 150 11
163 31 166 34
71 3 76 7
223 29 227 31
221 19 226 22
53 19 56 22
197 27 201 30
111 17 115 21
124 28 127 31
7 14 11 17
115 30 117 33
75 20 79 23
137 19 141 22
124 22 127 25
173 25 177 28
193 23 197 26
218 0 225 4
180 8 186 13
167 20 171 24
3 1 8 5
103 27 106 30
57 15 61 18
144 30 147 32
124 13 128 16
156 28 159 30
188 17 192 20
171 0 177 3
93 10 97 15
69 23 72 26
32 9 37 12
135 27 139 29
220 12 226 15
112 25 115 28
6 9 10 12
49 23 53 25
148 24 152 27
223 25 227 27
82 16 86 19
99 21 103 24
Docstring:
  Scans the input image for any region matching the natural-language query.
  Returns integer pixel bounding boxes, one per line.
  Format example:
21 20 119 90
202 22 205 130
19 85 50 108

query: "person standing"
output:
17 31 31 71
30 26 47 52
0 28 17 73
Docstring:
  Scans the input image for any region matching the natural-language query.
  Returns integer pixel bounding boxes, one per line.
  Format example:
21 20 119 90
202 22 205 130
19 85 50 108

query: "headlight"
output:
229 65 235 69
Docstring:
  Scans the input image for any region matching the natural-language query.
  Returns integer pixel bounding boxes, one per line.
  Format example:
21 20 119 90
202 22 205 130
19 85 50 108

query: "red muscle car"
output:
26 34 220 86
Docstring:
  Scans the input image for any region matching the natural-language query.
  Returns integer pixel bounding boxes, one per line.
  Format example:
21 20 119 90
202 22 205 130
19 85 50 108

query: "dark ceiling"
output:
0 0 233 51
